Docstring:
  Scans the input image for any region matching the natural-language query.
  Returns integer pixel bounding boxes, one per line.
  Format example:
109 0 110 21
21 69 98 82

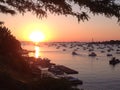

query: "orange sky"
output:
1 12 120 42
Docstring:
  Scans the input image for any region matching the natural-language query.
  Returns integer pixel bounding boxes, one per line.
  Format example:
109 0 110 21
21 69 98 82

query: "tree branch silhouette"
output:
0 0 119 22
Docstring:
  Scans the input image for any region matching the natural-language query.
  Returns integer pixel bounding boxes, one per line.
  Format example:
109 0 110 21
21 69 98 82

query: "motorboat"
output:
89 52 97 57
109 57 120 65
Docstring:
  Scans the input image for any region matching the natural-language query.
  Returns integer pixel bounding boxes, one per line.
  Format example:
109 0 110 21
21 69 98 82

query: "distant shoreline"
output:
20 40 120 45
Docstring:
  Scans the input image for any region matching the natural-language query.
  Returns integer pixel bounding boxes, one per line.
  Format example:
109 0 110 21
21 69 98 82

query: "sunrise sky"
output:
1 12 120 42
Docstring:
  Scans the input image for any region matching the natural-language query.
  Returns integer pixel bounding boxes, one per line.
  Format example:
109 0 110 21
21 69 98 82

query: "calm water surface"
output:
21 42 120 90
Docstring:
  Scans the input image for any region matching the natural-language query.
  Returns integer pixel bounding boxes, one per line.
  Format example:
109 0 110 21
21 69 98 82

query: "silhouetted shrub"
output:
0 26 31 73
0 71 27 90
0 26 22 56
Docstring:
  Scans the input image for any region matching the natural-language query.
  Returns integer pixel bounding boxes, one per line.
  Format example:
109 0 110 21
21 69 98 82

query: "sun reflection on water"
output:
35 46 40 58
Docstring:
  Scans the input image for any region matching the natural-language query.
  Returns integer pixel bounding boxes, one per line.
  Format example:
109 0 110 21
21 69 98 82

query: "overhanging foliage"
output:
0 0 120 22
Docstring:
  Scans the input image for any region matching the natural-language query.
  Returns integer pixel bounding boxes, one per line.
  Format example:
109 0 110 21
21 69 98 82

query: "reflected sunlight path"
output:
35 45 40 58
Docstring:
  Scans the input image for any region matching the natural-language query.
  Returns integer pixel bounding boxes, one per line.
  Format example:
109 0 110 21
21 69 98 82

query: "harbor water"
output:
21 42 120 90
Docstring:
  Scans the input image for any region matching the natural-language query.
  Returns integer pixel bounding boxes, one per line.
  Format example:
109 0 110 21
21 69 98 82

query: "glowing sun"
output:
30 31 45 42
